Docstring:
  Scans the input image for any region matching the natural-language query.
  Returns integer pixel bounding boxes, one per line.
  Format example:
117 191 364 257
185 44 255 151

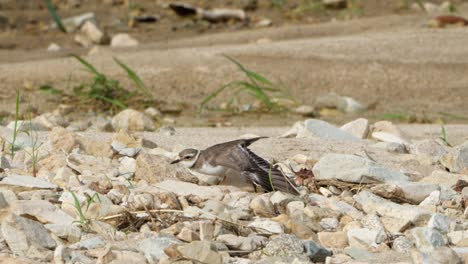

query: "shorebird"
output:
171 137 299 194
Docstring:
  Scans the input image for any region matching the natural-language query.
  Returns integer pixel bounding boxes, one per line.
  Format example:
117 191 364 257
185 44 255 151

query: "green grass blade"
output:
44 0 67 33
69 54 102 76
10 90 20 158
70 191 86 224
238 82 274 108
113 57 153 98
200 82 240 110
93 94 128 109
223 55 274 86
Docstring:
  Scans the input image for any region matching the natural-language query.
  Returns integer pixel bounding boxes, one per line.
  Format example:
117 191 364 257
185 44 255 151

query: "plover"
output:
171 137 299 194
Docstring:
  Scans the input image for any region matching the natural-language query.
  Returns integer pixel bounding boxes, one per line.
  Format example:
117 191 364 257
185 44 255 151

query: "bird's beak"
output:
170 159 181 164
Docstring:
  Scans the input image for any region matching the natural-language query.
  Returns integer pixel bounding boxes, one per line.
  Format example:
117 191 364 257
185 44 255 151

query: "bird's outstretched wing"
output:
208 138 299 195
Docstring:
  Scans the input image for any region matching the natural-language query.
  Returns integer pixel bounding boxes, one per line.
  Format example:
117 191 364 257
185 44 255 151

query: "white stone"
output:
312 153 409 183
299 119 360 141
248 218 284 234
372 131 408 145
111 109 154 131
111 33 139 47
340 118 369 139
408 227 446 252
80 21 107 44
447 231 468 246
347 228 386 248
10 200 74 225
0 174 57 190
354 191 431 224
47 43 61 52
155 180 225 201
320 217 339 231
420 170 468 189
118 157 136 179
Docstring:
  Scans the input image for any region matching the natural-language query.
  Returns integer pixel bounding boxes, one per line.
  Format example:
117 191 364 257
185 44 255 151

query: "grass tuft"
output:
200 55 293 112
70 191 89 229
44 0 67 33
10 91 20 159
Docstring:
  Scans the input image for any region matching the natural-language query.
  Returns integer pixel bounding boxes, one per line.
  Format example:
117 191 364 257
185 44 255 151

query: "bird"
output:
171 137 299 195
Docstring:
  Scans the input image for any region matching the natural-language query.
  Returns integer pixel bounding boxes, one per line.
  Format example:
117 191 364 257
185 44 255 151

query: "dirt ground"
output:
0 0 468 126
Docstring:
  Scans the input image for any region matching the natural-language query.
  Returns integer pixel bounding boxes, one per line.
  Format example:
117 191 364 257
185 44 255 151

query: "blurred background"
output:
0 0 467 128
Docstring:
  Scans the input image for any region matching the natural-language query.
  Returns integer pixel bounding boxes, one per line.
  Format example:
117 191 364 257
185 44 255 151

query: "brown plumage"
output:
172 137 299 195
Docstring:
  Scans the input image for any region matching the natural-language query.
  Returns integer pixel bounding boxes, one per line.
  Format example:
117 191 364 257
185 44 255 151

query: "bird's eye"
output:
184 156 190 159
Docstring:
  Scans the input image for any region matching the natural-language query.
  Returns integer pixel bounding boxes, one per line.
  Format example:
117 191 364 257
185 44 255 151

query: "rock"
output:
263 234 305 257
319 217 339 231
118 156 136 179
47 43 61 52
34 112 68 130
392 236 414 253
217 234 261 251
2 214 56 260
381 216 412 234
175 241 222 264
314 92 365 113
340 118 369 139
428 213 451 234
347 227 387 248
248 218 284 234
45 224 81 243
411 246 462 264
112 109 154 132
373 120 404 137
199 8 247 23
299 119 360 141
308 194 363 220
177 226 200 242
10 200 74 225
111 33 139 47
49 126 77 153
255 18 273 28
159 126 176 136
0 154 11 171
98 249 147 263
372 131 408 145
137 234 182 262
60 12 96 33
303 240 332 262
70 236 105 250
0 126 37 149
318 231 348 248
0 174 57 190
448 231 468 246
312 153 409 183
199 221 214 241
250 193 275 217
79 21 108 45
323 0 347 9
440 141 468 174
370 181 440 204
7 120 47 131
408 227 446 252
135 153 198 184
410 139 448 161
155 180 224 201
355 191 431 224
293 105 315 117
420 170 468 188
111 130 142 157
66 153 119 179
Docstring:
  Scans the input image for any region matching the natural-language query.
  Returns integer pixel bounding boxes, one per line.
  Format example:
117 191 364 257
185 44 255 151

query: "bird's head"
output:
171 148 200 168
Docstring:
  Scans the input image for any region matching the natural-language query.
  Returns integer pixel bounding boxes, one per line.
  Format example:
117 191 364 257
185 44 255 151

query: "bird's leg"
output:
252 182 258 193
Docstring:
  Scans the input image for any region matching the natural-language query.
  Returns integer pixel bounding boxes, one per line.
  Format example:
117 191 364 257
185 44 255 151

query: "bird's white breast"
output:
197 163 227 176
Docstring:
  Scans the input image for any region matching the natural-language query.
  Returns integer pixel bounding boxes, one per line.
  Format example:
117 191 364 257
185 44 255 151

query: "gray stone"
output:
355 191 431 224
217 234 262 251
10 200 74 225
319 217 339 231
60 12 96 32
447 231 468 246
34 112 68 129
250 193 275 217
118 156 136 179
408 227 446 252
135 153 198 184
410 139 449 161
428 213 451 234
372 131 409 145
392 236 414 253
340 118 369 139
0 126 37 149
263 234 305 257
176 241 222 264
420 170 468 189
411 247 462 264
308 193 364 220
440 141 468 173
1 214 56 259
312 153 409 183
45 224 81 243
137 233 182 262
343 246 373 261
347 228 386 248
67 153 119 179
300 119 360 141
0 174 57 190
303 240 332 262
70 236 105 250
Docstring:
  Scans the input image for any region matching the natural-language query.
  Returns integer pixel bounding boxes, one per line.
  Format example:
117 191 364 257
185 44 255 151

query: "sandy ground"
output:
1 5 468 126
